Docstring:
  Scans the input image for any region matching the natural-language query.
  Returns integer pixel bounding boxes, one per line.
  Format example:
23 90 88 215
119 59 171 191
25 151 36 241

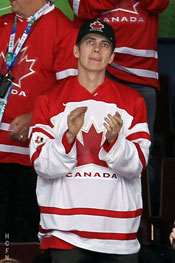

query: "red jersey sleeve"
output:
140 0 169 14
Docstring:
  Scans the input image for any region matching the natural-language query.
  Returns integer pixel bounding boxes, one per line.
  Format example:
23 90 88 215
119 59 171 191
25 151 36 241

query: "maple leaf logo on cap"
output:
90 21 104 32
76 19 115 50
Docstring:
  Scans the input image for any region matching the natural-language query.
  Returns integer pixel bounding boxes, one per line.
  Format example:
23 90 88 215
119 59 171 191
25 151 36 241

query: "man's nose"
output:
93 44 100 53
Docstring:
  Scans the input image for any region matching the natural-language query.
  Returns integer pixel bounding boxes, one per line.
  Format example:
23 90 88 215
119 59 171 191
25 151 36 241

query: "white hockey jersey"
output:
29 76 151 254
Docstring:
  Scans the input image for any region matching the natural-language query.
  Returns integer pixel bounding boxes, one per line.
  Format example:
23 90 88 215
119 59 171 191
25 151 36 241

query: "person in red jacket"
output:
0 0 80 242
68 0 169 216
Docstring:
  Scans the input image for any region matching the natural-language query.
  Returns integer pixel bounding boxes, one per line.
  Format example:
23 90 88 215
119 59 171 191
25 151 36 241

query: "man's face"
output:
10 0 36 18
74 33 114 73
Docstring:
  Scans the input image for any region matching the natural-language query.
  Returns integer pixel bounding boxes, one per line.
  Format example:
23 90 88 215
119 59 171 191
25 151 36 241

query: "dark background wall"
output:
158 38 175 133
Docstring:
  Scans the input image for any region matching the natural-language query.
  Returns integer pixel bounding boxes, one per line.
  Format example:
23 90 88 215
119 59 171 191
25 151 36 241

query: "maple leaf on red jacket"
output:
76 124 108 168
11 51 35 87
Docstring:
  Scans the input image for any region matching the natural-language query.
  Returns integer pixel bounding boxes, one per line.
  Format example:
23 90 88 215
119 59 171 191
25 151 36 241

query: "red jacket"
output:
69 0 169 89
0 5 79 165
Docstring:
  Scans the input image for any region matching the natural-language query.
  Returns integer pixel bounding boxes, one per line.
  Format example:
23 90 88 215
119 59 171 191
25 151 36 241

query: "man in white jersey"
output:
0 0 79 242
68 0 170 217
29 20 150 262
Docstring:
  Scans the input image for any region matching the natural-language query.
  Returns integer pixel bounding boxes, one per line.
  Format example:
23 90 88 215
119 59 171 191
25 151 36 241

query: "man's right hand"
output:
66 107 87 145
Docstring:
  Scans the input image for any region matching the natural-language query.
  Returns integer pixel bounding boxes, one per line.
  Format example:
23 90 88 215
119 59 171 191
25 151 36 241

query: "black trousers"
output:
0 163 40 242
50 248 138 263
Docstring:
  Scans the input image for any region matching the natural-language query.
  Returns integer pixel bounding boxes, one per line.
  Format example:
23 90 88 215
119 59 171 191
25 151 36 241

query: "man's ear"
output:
108 52 115 65
73 45 79 59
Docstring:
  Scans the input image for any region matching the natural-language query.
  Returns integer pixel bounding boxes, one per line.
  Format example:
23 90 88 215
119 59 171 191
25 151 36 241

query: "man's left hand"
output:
104 112 123 145
9 112 32 142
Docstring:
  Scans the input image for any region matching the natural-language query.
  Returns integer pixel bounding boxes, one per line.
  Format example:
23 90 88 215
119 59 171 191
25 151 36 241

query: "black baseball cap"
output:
76 19 116 50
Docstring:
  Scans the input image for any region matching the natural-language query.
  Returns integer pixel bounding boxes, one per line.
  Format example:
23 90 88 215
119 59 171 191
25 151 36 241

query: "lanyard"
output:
6 1 51 72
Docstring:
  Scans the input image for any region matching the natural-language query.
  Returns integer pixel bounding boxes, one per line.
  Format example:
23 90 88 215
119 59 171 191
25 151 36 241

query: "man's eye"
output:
87 40 94 45
102 42 109 48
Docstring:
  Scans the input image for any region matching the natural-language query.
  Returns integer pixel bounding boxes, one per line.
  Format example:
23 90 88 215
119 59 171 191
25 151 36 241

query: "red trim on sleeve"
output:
31 143 45 166
133 142 147 172
62 130 75 154
32 127 55 139
102 136 118 153
126 131 151 142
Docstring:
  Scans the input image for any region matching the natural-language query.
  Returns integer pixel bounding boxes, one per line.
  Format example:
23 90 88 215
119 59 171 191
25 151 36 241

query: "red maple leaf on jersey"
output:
11 48 35 88
76 124 108 168
0 43 35 88
90 21 104 30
